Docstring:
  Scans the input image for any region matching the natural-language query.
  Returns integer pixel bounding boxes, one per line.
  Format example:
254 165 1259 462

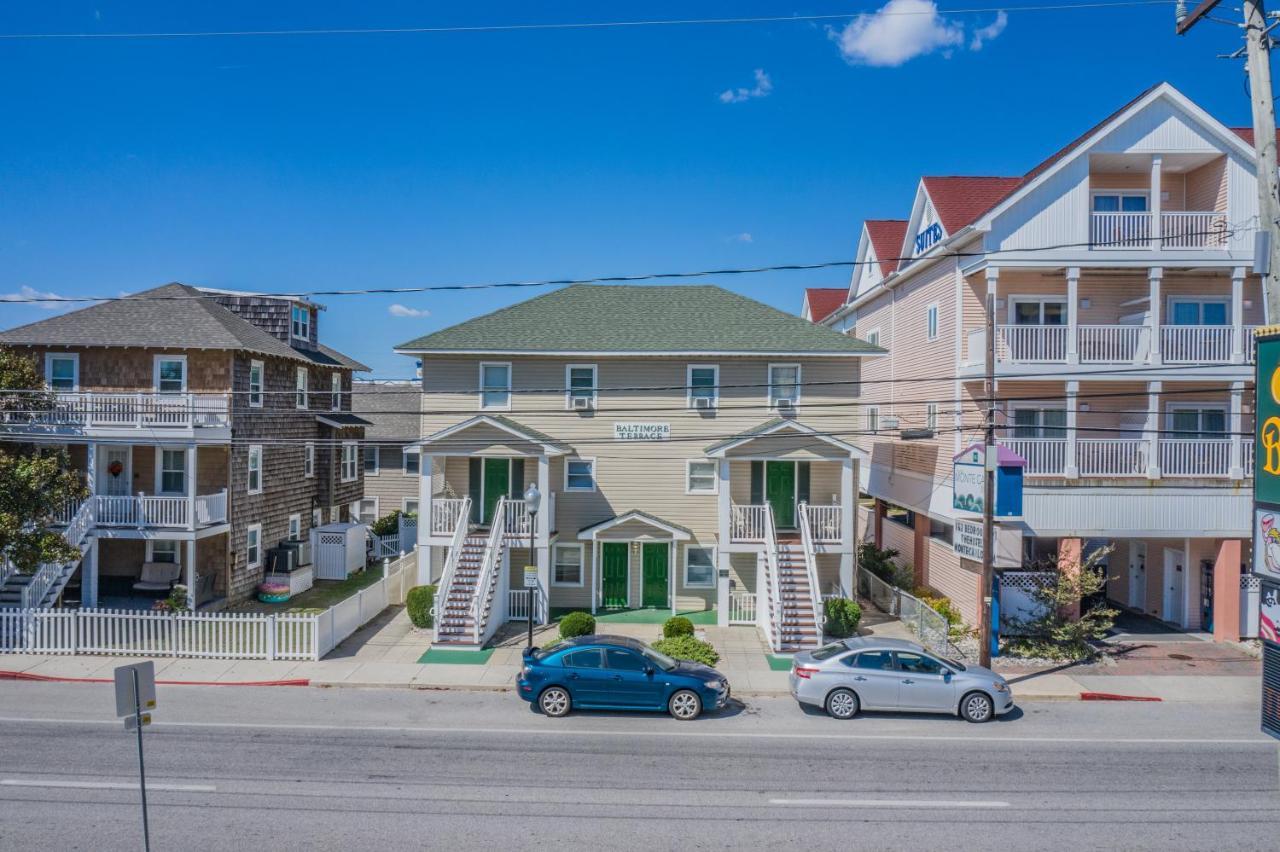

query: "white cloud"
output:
830 0 1005 67
719 69 772 104
388 303 429 318
970 11 1007 51
0 284 67 311
728 232 754 243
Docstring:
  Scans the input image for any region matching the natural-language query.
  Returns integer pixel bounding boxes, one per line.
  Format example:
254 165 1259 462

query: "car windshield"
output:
936 654 967 672
640 645 678 672
810 642 848 661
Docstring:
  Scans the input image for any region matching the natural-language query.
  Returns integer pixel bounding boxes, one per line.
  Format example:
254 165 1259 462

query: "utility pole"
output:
979 280 997 669
1178 0 1280 319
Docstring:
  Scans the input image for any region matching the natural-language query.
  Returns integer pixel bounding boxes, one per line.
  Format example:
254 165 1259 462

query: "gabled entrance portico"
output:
578 511 692 615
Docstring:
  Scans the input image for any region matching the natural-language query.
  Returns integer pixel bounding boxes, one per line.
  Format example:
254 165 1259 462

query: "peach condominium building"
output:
813 83 1260 641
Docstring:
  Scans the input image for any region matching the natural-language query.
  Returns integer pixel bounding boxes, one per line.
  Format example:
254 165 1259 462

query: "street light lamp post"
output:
523 483 542 648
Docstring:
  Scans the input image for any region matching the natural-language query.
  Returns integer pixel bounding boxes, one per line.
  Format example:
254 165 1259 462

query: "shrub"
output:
662 616 695 638
370 511 402 537
406 585 436 628
1005 546 1118 660
823 598 862 638
558 611 596 639
652 635 720 667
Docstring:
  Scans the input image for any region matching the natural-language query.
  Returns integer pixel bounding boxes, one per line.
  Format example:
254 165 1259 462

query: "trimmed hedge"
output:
406 585 436 628
558 611 596 639
652 635 720 667
823 598 862 639
662 616 695 638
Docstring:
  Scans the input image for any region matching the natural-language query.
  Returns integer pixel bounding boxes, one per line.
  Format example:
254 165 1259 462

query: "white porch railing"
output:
996 324 1067 363
432 496 472 643
63 498 94 550
1090 211 1152 248
1077 439 1149 477
90 492 227 528
796 504 825 637
471 497 507 644
730 503 768 542
194 491 228 526
1161 211 1229 249
803 504 842 543
3 392 231 430
430 498 468 535
1160 325 1234 363
1246 440 1256 476
999 438 1066 476
19 563 63 609
1077 325 1149 364
503 499 533 537
728 591 757 625
507 587 547 622
761 504 782 652
1160 439 1232 477
1245 326 1260 363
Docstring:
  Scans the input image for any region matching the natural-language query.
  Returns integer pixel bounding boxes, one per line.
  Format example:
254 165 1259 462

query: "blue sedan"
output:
517 634 730 720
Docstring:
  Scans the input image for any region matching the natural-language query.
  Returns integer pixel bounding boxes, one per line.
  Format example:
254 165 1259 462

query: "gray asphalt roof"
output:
351 381 421 441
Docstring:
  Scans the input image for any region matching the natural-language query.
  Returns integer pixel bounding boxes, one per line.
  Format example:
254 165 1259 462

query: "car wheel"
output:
960 691 994 723
825 688 860 720
669 689 702 721
539 686 572 718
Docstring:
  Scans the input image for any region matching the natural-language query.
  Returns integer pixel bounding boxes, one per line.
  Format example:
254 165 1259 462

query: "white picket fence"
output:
0 551 417 662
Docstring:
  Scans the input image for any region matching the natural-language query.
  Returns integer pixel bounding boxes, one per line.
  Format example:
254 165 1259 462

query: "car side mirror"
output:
943 671 953 683
643 665 655 676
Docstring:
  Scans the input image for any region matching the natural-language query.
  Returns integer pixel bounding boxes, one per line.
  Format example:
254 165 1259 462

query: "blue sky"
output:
0 1 1254 376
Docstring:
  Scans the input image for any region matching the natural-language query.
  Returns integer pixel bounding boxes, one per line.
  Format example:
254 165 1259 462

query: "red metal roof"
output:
803 288 847 323
864 220 908 275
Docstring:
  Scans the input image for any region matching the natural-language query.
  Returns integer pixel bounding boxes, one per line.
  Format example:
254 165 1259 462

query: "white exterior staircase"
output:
0 498 93 610
757 503 825 654
433 496 507 649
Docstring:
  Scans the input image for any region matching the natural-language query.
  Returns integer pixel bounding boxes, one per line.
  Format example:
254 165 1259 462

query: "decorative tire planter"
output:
257 581 290 603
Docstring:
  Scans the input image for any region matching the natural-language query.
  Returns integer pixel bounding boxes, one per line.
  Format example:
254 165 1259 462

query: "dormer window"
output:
291 304 311 341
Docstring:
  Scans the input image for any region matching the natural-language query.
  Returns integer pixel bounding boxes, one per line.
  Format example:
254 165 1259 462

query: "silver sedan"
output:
788 637 1014 723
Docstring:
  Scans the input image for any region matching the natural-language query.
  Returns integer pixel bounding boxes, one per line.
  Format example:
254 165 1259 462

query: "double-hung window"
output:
552 544 584 586
358 497 379 524
686 460 717 494
291 304 310 341
866 405 880 433
402 449 420 476
247 445 263 494
480 362 511 411
688 364 718 409
684 547 716 588
248 360 263 408
926 304 939 341
148 540 179 564
288 514 301 541
158 449 186 495
566 364 597 409
565 458 596 492
768 363 800 408
364 444 379 476
341 442 358 482
296 367 308 409
865 328 881 348
304 442 315 477
155 356 186 393
246 524 262 569
45 354 78 391
402 497 420 515
925 402 939 431
1012 408 1067 439
331 373 342 410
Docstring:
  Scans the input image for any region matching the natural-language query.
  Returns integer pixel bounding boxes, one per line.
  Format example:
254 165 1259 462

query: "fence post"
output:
71 609 79 655
267 614 277 661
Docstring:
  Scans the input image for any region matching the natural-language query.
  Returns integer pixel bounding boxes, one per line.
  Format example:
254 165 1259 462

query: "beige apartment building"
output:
395 285 881 650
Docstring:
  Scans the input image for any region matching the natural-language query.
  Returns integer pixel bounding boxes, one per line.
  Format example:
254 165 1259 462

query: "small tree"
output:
858 541 913 589
1008 546 1118 660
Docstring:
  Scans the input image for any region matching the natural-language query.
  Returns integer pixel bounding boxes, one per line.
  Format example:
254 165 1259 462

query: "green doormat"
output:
418 647 496 665
579 608 717 625
766 654 794 671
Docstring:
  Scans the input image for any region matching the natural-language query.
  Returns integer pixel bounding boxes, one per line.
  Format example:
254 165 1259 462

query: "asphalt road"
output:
0 683 1276 851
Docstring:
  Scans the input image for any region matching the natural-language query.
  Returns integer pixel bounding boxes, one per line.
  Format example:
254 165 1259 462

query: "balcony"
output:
426 494 550 539
969 324 1256 368
1089 211 1228 250
729 503 844 544
57 492 229 531
998 437 1246 480
1 392 231 435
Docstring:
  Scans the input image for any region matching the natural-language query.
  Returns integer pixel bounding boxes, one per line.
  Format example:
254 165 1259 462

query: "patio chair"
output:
132 562 181 592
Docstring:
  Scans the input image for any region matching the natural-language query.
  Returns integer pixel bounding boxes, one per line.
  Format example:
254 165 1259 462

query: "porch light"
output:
523 483 541 517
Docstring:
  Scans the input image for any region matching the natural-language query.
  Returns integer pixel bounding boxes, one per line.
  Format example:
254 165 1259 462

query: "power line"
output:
0 3 1178 41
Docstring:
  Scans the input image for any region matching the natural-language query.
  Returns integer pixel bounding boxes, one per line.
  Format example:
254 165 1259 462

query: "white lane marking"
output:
0 716 1268 746
2 779 216 792
770 798 1010 809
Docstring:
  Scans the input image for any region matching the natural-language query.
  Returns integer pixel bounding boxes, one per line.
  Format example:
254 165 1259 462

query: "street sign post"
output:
524 565 538 648
114 661 156 852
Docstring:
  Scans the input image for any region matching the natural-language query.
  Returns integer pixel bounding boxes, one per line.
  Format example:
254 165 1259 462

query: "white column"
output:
1145 380 1162 479
839 456 855 596
717 458 731 545
419 454 437 550
85 537 99 608
985 268 999 363
1232 266 1246 363
1066 266 1080 364
591 540 600 615
1150 155 1163 249
669 540 676 616
1064 381 1080 479
185 539 196 609
1148 268 1163 365
185 444 197 531
716 550 731 627
536 456 551 623
86 443 98 497
1230 380 1245 480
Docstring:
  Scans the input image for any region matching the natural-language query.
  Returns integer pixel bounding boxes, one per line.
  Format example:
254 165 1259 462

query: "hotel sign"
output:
914 221 942 254
1256 332 1280 505
613 422 670 441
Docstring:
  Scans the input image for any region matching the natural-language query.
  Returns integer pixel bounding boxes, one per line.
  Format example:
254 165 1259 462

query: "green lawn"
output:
233 565 386 614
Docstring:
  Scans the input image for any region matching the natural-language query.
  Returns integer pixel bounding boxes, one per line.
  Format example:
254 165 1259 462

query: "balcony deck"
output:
56 492 229 533
999 437 1251 480
0 392 231 438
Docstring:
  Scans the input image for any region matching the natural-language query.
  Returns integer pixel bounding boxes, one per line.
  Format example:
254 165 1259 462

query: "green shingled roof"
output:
394 285 880 355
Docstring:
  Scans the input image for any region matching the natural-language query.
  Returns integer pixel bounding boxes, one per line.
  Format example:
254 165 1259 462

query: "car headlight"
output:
704 679 723 691
992 680 1010 693
521 666 533 678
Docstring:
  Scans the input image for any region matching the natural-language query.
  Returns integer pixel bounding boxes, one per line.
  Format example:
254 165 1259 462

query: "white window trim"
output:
1007 295 1068 325
925 303 940 341
331 372 342 411
359 496 380 523
685 459 718 495
246 524 262 570
304 442 315 478
341 441 359 483
248 359 264 408
402 447 420 476
153 354 188 393
864 327 881 348
552 542 585 587
44 352 79 392
154 447 187 496
296 367 308 409
1008 404 1068 438
563 457 597 492
402 497 420 515
768 362 802 408
866 405 880 434
925 402 939 432
1166 296 1230 325
683 545 717 589
686 363 719 409
1089 188 1150 208
364 444 380 476
288 513 301 541
145 539 180 564
564 363 598 409
311 508 323 528
1165 403 1229 432
290 304 310 342
479 361 512 412
247 445 263 495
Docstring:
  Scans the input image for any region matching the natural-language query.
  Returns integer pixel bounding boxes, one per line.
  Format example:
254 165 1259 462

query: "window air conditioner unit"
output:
572 396 594 411
776 398 795 412
881 415 900 430
694 396 714 410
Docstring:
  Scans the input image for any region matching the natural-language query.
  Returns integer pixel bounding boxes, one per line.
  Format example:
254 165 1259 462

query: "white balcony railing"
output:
1076 439 1149 477
999 438 1066 476
5 392 233 431
502 499 533 537
90 492 227 529
996 325 1067 363
1160 325 1234 363
1077 325 1149 364
430 498 469 535
803 504 843 543
1091 211 1151 248
981 324 1253 366
1160 211 1229 249
730 504 768 542
1160 439 1232 477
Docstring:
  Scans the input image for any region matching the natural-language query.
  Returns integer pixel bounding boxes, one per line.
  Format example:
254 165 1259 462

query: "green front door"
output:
601 543 629 609
641 543 669 609
482 458 510 525
765 461 797 529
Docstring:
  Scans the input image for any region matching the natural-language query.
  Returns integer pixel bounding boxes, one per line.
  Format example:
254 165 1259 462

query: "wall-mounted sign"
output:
914 222 943 254
1255 509 1280 582
952 444 1024 518
952 518 1023 567
613 422 670 441
953 519 985 560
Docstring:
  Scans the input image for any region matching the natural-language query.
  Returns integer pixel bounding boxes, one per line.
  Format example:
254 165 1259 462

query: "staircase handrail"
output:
20 562 62 609
797 503 825 644
433 496 472 643
762 503 782 651
471 496 507 644
63 498 94 550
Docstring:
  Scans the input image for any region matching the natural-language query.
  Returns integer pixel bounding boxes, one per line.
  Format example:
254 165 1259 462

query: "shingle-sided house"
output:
0 283 370 609
395 284 882 651
351 380 428 523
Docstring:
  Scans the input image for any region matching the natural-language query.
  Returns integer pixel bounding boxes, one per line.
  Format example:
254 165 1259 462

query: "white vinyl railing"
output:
1160 325 1234 363
796 504 825 636
503 499 533 537
1161 211 1228 249
1090 211 1152 248
999 438 1066 476
1245 326 1260 363
195 491 228 526
62 498 94 550
730 504 768 542
1077 325 1148 364
89 492 227 529
1160 439 1232 477
3 392 231 431
430 498 468 535
507 587 546 622
996 324 1067 363
1077 439 1149 477
432 496 472 643
761 504 782 652
803 504 843 543
728 592 757 625
1246 440 1256 476
471 497 507 644
19 563 63 610
372 533 401 559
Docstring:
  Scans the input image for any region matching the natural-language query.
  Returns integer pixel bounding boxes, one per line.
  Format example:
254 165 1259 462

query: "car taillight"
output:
794 666 819 679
